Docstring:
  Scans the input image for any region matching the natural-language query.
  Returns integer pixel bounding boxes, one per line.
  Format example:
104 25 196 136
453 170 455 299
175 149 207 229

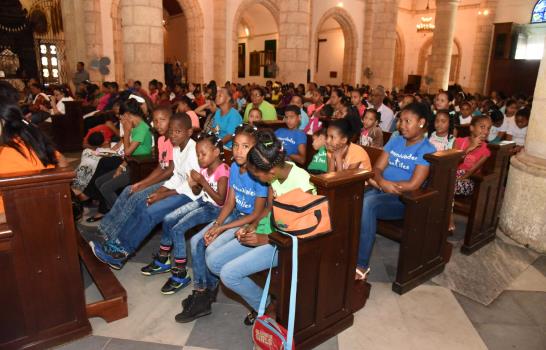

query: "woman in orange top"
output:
0 97 67 213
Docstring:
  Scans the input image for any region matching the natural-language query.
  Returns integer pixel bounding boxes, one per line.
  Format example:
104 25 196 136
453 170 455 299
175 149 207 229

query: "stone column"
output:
499 38 546 253
213 0 227 83
120 0 164 85
425 0 458 92
468 0 498 94
277 0 311 84
360 0 398 88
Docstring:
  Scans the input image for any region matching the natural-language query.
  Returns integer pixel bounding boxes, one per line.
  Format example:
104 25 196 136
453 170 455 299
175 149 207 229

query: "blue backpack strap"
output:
279 231 298 350
258 247 278 317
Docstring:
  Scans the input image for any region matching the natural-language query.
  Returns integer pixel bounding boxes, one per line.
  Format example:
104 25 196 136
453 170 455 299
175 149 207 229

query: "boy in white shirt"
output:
506 108 530 154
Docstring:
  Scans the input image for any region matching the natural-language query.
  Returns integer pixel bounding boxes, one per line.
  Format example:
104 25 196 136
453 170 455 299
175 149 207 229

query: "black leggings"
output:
84 156 123 213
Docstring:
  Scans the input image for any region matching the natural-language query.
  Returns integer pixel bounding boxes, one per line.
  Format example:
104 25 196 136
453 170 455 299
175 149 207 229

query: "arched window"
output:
531 0 546 23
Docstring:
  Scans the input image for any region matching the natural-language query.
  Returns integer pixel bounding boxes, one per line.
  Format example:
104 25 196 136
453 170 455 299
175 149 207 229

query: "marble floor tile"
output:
338 282 486 350
182 347 218 350
54 335 111 350
507 265 546 292
509 291 546 326
532 255 546 274
454 291 536 326
105 337 182 350
89 262 195 346
432 238 539 305
474 323 546 350
184 302 252 350
313 336 338 350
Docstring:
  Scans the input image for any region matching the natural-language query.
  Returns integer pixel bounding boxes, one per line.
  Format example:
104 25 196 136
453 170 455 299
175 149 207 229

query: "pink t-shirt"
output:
186 110 200 129
157 136 174 169
97 93 111 111
357 104 366 118
307 103 324 118
200 163 230 206
455 137 491 172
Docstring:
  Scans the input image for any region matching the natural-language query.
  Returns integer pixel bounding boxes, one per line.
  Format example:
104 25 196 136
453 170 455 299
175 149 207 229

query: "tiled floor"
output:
54 213 546 350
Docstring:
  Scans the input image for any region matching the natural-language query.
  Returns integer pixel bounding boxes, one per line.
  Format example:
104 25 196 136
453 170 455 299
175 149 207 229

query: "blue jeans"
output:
99 182 163 240
358 188 406 269
190 210 244 290
207 238 278 311
159 199 221 260
117 193 192 254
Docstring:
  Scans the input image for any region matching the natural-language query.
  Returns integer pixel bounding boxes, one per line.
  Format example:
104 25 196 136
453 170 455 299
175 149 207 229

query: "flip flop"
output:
86 215 104 223
355 267 370 281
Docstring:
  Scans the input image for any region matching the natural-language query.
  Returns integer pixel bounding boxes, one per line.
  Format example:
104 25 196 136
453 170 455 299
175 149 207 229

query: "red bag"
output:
252 315 294 350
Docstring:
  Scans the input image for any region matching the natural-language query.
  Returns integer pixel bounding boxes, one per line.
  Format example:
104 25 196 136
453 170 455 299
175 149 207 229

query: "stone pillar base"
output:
499 151 546 253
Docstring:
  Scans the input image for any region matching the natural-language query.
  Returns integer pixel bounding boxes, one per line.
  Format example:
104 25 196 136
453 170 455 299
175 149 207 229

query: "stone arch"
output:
418 36 462 84
113 0 204 84
231 0 280 82
313 7 358 85
393 28 405 89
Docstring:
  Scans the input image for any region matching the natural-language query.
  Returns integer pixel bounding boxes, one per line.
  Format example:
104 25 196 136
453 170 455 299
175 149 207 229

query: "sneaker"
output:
243 310 258 326
141 254 171 275
161 267 191 295
181 285 219 309
89 240 128 270
175 290 211 323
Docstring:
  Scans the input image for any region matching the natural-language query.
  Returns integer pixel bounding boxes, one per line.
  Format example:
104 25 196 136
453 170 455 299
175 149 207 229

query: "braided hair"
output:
247 129 286 172
233 123 258 139
196 131 224 160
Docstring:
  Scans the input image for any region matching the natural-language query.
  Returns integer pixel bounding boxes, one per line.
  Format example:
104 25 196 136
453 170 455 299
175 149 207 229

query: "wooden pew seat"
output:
263 169 373 349
363 145 463 294
454 141 515 254
51 100 85 152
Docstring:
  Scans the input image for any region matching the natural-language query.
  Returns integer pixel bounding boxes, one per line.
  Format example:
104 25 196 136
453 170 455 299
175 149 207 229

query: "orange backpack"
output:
271 189 331 239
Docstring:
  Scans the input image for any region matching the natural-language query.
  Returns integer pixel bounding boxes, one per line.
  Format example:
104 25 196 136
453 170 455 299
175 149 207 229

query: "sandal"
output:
243 310 258 326
355 267 370 281
86 215 104 223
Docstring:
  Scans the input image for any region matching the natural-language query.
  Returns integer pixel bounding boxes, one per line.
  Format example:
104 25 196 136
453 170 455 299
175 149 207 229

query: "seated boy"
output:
506 108 530 154
274 105 307 165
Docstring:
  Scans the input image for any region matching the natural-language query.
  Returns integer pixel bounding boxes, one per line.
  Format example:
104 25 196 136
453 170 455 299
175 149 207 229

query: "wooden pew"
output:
382 131 392 144
254 120 287 130
0 168 92 349
51 100 85 152
126 154 158 184
363 145 463 294
454 141 515 254
267 169 373 349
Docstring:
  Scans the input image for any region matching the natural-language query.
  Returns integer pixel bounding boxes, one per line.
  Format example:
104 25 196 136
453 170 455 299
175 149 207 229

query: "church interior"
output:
1 0 546 349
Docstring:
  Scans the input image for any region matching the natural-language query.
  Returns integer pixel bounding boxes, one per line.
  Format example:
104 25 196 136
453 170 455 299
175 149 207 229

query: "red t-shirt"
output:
84 124 116 145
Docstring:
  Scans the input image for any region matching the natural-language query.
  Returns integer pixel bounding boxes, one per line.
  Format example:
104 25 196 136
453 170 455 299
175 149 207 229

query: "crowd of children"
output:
0 76 534 326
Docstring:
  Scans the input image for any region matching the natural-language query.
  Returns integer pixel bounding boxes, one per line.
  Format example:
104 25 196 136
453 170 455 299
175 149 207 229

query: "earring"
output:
419 125 424 128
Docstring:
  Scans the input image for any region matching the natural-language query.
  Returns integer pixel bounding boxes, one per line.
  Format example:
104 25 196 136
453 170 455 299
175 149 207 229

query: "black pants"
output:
84 156 123 213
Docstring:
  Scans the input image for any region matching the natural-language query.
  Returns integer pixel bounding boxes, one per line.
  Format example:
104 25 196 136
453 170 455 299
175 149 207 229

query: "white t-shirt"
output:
378 104 395 132
500 115 516 133
488 125 501 142
459 115 472 125
163 139 201 199
55 96 74 115
506 124 527 146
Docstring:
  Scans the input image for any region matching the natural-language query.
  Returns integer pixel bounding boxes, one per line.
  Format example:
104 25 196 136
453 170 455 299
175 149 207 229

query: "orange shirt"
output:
0 142 55 215
343 143 372 171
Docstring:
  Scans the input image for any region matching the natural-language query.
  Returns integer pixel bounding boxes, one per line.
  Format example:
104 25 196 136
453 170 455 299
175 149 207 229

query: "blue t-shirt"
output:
212 107 242 149
229 162 269 214
275 128 307 156
382 135 436 182
299 109 309 131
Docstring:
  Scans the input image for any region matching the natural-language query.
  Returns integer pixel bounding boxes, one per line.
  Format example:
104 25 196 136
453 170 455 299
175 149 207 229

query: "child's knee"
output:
219 264 239 287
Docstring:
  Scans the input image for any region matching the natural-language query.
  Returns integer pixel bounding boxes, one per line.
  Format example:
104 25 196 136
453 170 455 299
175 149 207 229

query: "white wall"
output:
311 0 365 84
495 0 537 24
397 4 479 90
315 19 344 85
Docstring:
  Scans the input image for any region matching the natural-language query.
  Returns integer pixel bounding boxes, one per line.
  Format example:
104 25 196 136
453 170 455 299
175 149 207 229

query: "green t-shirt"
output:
256 163 316 235
243 100 277 122
307 146 328 174
130 120 152 156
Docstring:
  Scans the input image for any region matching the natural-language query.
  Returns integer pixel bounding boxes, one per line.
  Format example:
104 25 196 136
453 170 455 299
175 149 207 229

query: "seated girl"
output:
84 97 153 222
211 88 242 150
175 125 267 323
248 107 263 126
357 103 437 281
360 108 383 148
72 131 114 197
429 109 455 151
327 118 371 172
90 113 198 269
0 97 68 218
48 85 74 115
142 133 229 295
205 129 315 326
176 96 200 129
